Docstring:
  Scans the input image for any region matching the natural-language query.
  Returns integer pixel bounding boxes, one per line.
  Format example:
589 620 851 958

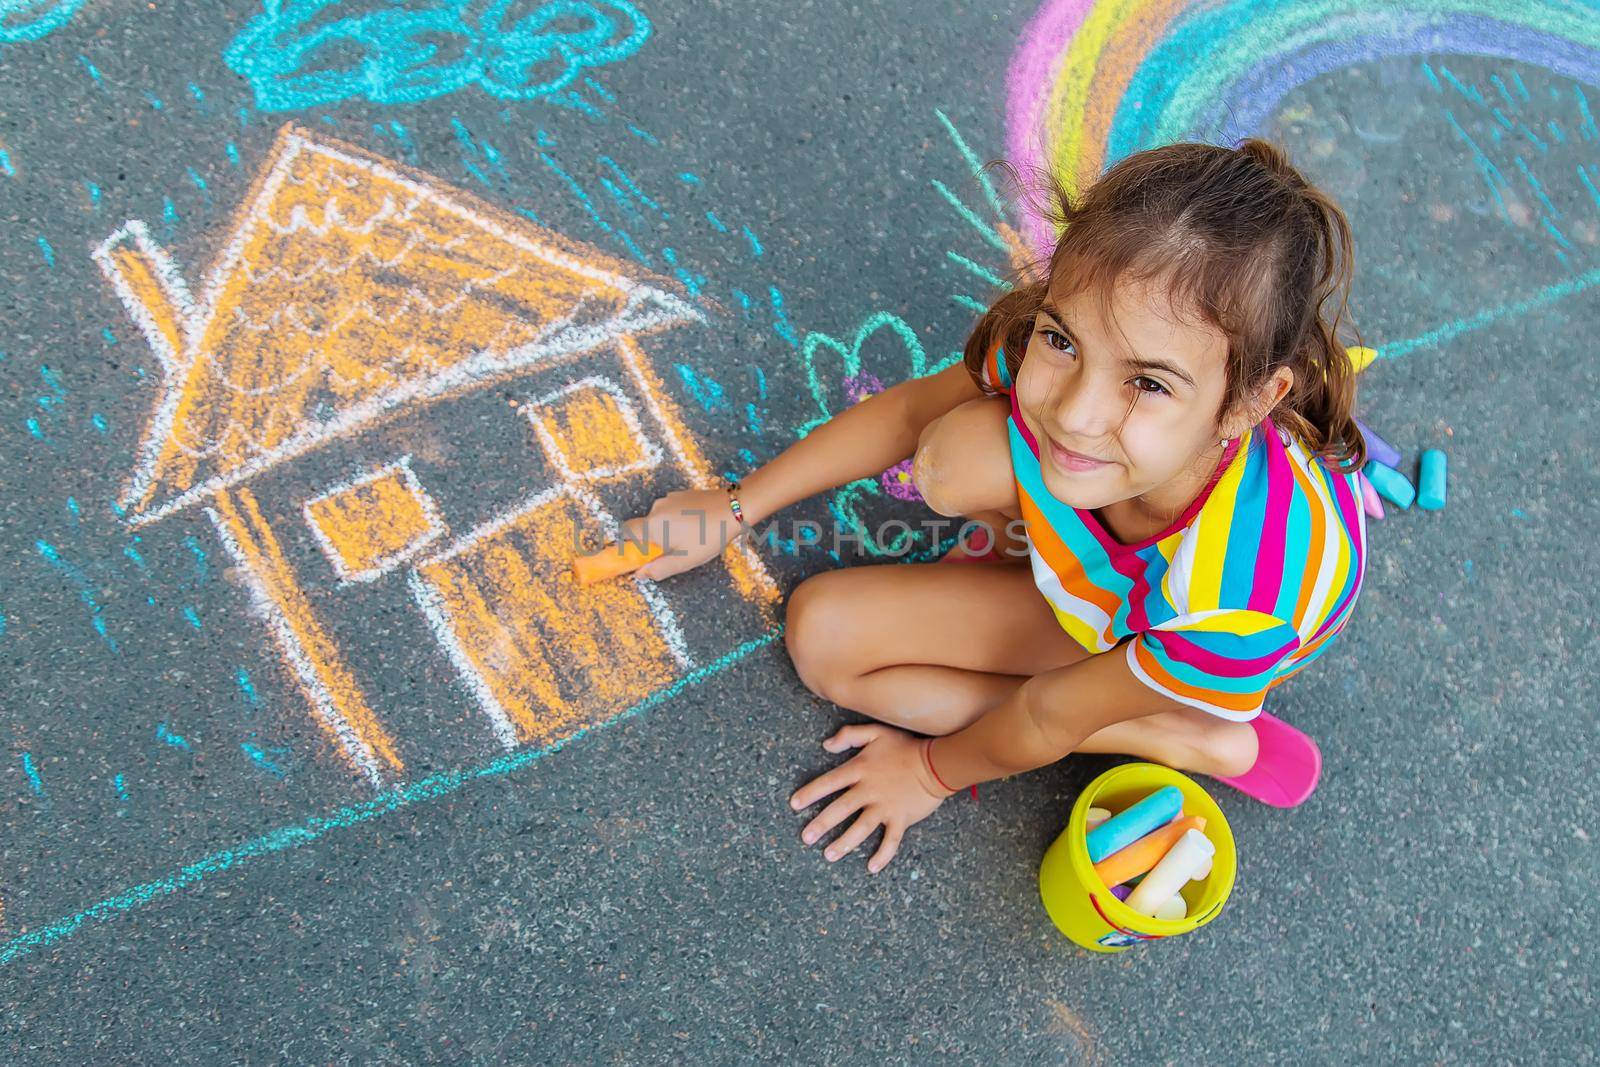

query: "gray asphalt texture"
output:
1 1 1598 1063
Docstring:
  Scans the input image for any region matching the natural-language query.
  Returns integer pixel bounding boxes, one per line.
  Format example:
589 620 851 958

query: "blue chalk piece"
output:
1354 417 1402 470
1364 460 1416 510
1085 785 1182 863
1418 449 1448 511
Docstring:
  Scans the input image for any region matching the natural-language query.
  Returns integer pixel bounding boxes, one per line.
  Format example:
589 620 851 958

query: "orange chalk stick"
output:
1094 814 1207 889
573 541 665 585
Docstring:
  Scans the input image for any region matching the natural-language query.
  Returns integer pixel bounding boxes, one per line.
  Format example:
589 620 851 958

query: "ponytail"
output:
1235 139 1365 471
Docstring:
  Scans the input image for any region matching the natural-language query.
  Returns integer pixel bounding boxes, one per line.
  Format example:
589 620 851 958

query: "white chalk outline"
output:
91 219 202 377
523 374 665 482
613 335 780 603
96 127 702 528
206 502 386 788
408 481 692 749
301 455 447 585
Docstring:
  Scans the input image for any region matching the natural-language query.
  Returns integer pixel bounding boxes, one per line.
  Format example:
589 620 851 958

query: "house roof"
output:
101 125 698 526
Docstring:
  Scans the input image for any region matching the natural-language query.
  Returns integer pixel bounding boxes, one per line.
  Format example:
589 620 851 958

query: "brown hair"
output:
963 139 1364 471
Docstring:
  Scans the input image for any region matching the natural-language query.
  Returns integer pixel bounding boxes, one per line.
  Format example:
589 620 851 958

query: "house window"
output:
303 456 446 583
524 376 663 483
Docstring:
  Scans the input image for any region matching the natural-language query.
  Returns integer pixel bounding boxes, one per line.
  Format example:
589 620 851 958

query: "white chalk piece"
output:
1085 807 1112 829
1154 894 1188 921
1124 828 1215 918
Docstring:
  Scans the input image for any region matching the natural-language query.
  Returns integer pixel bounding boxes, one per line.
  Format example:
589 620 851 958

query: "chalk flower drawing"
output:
792 313 964 556
225 0 651 111
0 0 86 43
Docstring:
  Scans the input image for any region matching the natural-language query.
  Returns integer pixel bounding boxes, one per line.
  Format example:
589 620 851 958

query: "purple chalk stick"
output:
1111 884 1132 901
1355 417 1402 470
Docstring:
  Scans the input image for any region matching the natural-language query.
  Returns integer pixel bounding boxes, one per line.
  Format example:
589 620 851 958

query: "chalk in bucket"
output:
1039 763 1236 952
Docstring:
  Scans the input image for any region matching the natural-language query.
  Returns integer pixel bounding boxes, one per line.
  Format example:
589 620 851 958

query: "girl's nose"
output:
1041 366 1122 443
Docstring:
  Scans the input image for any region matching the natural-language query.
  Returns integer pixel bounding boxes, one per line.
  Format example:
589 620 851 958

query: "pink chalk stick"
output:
1358 472 1385 520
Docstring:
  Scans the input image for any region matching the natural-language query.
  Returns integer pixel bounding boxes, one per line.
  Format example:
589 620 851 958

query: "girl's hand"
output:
788 724 950 874
617 487 746 580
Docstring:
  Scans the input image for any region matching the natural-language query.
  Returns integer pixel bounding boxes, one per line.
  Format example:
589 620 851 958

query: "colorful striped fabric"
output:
981 345 1366 721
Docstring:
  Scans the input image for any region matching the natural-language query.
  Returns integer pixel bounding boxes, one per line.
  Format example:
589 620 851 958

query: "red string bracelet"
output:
923 738 978 800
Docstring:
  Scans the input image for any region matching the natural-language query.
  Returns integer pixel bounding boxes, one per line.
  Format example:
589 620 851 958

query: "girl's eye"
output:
1039 328 1076 354
1132 376 1169 396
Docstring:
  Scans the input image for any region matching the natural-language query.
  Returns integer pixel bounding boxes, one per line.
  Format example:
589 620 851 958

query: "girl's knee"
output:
783 571 858 702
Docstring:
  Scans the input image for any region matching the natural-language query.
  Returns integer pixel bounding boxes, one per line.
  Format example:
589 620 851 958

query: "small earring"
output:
1220 437 1232 447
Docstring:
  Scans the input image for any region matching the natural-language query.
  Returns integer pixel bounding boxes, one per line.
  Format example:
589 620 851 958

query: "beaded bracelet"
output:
722 477 746 526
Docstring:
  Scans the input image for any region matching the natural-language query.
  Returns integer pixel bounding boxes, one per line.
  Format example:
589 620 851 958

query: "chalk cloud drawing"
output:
1008 0 1600 252
96 124 778 789
225 0 651 111
0 0 85 44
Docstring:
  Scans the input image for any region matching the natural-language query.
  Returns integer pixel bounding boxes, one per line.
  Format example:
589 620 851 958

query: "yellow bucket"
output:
1039 762 1237 952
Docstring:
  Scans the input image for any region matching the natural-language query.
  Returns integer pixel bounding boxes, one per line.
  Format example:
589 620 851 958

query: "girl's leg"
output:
783 561 1257 777
785 559 1077 734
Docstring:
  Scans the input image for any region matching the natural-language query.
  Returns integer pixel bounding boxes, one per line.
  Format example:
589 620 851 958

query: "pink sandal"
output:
1214 711 1322 808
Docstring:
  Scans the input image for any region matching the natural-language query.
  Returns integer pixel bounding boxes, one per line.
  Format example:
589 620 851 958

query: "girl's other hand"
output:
617 487 745 581
788 724 950 874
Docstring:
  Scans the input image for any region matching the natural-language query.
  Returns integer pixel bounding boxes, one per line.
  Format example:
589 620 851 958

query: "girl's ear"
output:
1221 366 1295 439
1258 366 1295 420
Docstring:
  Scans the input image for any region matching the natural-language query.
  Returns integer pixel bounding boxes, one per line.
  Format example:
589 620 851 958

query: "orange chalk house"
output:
98 125 779 789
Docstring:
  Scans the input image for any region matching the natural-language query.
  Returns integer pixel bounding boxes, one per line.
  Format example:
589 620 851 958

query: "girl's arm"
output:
625 363 986 579
740 363 984 524
926 645 1173 788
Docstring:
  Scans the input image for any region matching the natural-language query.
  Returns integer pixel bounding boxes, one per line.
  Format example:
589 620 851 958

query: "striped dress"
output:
980 345 1366 722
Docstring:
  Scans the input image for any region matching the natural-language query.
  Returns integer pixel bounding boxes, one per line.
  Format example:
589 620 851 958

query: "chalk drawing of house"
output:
96 124 779 789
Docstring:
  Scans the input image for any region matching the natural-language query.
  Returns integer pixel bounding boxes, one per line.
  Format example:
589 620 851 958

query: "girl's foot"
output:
1213 712 1321 808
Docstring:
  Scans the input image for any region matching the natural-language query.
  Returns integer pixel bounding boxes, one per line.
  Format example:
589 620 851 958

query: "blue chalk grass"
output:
236 667 262 710
21 752 44 796
241 743 289 779
0 630 782 967
155 723 190 752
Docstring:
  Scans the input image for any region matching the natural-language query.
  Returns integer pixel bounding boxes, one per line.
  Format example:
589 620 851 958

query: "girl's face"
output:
1014 275 1235 516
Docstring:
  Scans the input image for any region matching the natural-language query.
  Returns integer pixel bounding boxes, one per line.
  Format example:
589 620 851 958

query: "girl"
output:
620 139 1366 876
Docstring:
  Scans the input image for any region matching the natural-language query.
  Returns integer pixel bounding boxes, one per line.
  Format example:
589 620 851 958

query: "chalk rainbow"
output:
1009 0 1600 250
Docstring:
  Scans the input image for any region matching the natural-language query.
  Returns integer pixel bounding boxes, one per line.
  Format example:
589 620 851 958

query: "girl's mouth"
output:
1046 437 1112 473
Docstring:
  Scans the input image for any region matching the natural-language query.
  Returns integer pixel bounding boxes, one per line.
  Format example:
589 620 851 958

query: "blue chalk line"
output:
1380 266 1600 361
0 629 783 967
